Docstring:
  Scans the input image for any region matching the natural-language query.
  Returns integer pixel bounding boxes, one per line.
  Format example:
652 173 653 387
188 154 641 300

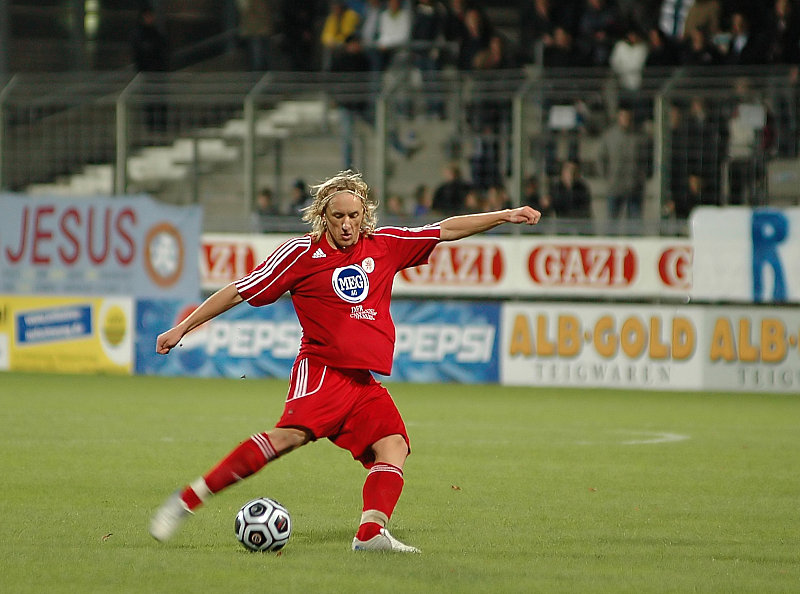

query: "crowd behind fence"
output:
1 65 798 236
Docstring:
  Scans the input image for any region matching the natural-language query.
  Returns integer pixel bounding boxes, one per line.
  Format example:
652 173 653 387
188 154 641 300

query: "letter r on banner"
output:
751 211 788 303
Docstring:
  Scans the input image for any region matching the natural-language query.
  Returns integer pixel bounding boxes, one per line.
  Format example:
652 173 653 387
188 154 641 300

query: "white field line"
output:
577 430 691 445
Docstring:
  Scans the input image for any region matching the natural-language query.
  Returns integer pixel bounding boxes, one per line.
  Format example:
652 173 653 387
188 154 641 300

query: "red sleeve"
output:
373 224 441 271
234 236 311 306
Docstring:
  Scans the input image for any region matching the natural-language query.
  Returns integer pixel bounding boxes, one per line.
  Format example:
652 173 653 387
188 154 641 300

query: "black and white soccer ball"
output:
234 498 292 552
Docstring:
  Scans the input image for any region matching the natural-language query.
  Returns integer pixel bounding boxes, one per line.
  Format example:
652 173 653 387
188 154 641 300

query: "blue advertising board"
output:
136 298 300 378
382 300 500 383
135 299 500 383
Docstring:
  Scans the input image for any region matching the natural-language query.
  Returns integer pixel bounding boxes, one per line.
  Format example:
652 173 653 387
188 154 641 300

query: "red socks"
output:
177 437 406 541
355 463 405 541
180 433 278 511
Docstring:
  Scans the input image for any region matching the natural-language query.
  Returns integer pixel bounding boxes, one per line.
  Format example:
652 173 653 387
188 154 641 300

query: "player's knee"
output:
373 434 409 463
268 427 310 454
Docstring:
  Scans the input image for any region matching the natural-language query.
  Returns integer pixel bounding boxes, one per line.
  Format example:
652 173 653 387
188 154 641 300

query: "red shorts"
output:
276 357 409 467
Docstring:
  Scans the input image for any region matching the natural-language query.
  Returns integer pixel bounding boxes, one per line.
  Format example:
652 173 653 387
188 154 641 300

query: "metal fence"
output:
1 65 798 235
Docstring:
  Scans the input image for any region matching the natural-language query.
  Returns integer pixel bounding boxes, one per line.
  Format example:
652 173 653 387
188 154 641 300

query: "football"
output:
234 498 292 552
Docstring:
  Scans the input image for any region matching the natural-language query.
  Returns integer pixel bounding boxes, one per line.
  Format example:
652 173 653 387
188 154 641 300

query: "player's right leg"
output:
350 434 419 553
149 427 309 542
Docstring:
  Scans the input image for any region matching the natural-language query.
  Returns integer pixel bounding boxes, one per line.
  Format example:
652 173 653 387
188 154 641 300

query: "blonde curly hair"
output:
301 170 378 240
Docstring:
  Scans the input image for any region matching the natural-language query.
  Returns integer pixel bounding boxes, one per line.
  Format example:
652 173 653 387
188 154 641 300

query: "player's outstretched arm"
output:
438 206 541 241
156 282 244 354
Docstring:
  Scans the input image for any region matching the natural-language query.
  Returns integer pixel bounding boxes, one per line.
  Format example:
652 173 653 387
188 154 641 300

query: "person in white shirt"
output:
610 27 649 93
375 0 412 69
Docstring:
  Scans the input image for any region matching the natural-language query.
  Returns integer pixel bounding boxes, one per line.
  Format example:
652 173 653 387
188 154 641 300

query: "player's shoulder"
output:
261 234 313 269
372 224 441 241
275 234 313 257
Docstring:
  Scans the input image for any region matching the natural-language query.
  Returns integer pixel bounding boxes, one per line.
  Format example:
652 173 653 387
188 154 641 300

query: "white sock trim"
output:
190 477 213 502
368 463 404 478
360 509 389 527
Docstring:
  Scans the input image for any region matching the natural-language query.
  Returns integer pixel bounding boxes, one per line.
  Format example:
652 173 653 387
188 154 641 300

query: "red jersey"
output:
234 225 441 375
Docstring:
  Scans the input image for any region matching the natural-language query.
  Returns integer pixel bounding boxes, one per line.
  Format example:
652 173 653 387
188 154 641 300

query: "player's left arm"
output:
438 206 541 241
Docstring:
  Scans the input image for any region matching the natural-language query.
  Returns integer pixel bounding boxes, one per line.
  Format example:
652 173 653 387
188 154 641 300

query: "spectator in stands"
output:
131 6 169 73
576 0 620 67
330 31 417 164
278 0 318 71
131 6 169 131
718 12 762 65
547 160 593 221
411 0 449 118
474 34 514 70
412 183 433 216
468 124 502 192
359 0 383 52
762 0 800 157
683 0 721 43
522 174 551 214
289 178 313 213
411 0 447 63
663 171 703 222
609 25 649 120
443 0 469 45
457 7 492 71
597 105 649 231
385 193 408 217
374 0 413 70
251 187 281 232
542 26 581 68
482 184 512 212
681 26 722 66
321 1 361 70
666 103 691 213
644 27 681 68
518 0 556 65
772 64 800 157
331 34 373 170
237 0 275 72
726 78 771 205
432 162 472 215
617 0 662 32
763 0 800 65
686 95 725 205
659 0 695 41
470 33 515 135
462 187 483 213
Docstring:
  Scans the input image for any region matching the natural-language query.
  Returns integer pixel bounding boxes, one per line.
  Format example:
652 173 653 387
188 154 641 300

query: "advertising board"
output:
0 295 133 374
0 195 202 298
200 233 692 300
501 302 800 393
135 299 500 383
692 207 800 303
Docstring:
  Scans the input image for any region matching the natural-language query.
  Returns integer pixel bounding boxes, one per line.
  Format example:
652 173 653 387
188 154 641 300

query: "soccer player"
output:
149 170 541 552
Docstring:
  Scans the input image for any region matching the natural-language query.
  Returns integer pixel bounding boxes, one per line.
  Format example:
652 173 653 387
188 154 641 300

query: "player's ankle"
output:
355 522 383 541
180 487 203 511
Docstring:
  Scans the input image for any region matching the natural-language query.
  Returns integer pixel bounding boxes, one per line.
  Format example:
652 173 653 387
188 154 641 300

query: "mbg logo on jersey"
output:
332 265 370 303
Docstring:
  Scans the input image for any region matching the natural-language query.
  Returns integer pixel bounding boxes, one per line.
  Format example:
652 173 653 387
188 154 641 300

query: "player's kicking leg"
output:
149 428 308 542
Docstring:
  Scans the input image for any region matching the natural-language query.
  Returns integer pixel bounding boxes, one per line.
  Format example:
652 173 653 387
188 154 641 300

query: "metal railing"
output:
1 65 798 234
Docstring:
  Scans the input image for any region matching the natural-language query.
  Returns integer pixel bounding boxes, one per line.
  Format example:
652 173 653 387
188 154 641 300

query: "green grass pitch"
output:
1 372 798 593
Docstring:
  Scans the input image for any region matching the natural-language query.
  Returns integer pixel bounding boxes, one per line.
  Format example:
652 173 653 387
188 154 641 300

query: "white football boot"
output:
351 528 420 553
149 491 192 542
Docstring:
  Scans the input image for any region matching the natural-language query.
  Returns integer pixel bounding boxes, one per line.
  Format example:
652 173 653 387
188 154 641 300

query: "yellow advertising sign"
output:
0 295 132 374
502 303 800 392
